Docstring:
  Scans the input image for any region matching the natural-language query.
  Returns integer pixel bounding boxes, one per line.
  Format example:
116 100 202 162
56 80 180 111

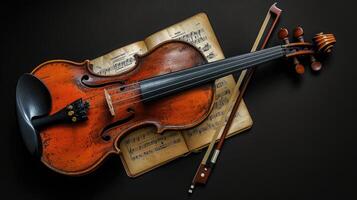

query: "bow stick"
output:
188 3 282 194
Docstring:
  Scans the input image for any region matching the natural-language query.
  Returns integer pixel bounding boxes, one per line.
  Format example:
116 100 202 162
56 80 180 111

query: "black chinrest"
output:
16 74 51 157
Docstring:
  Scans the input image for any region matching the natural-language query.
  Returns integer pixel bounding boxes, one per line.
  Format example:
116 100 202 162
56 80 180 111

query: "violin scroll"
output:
313 32 336 54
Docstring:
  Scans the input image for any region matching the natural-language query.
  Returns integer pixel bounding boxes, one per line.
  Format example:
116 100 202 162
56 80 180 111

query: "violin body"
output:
29 41 214 175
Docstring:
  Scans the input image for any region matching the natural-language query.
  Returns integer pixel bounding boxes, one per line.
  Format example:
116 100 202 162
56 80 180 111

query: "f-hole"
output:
101 108 135 141
81 74 126 88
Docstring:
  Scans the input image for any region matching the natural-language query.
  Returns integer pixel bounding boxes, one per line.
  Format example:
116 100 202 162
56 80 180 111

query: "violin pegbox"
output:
278 26 336 74
293 26 322 71
278 28 305 74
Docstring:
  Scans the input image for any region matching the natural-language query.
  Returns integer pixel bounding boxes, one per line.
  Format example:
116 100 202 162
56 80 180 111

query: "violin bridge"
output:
104 89 115 116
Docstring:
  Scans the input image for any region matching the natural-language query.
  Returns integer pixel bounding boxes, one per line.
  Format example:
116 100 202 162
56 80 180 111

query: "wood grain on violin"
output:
31 42 214 175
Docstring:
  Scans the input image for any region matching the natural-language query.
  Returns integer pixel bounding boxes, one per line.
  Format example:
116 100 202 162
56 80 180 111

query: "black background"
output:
1 0 356 199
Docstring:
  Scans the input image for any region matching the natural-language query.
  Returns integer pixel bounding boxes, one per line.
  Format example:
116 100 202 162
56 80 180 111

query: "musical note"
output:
206 52 216 60
90 41 147 76
175 28 208 45
122 130 184 161
97 56 136 75
199 43 212 52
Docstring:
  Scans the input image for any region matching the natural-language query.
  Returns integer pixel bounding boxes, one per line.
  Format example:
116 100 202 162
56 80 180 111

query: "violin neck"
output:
139 45 285 102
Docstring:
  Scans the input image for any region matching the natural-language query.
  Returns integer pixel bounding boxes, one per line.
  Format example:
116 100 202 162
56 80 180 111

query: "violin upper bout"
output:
131 40 215 132
134 40 208 78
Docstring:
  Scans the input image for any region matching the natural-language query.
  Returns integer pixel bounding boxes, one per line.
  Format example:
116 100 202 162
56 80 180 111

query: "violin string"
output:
104 82 139 93
107 46 282 104
85 48 284 111
109 47 283 103
109 48 283 107
83 46 283 103
83 46 283 110
109 47 283 106
101 50 284 112
102 46 277 93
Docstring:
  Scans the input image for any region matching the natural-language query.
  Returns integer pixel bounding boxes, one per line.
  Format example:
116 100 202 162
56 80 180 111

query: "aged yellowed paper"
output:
144 13 224 62
119 127 189 176
90 41 148 76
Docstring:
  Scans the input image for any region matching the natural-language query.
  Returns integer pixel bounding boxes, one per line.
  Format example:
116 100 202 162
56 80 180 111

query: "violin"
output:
16 28 335 175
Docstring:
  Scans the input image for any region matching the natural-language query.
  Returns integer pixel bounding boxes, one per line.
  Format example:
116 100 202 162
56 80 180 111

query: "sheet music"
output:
119 127 188 175
144 13 225 62
90 41 148 76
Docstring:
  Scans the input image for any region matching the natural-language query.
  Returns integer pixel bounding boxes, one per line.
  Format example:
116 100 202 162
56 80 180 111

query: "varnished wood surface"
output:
32 41 214 175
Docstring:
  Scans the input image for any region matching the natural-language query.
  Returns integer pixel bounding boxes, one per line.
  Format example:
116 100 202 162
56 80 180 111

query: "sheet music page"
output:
119 127 189 176
90 41 147 76
144 13 224 62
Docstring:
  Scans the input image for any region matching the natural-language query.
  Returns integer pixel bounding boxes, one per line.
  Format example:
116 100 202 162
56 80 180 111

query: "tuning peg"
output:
278 28 289 43
293 26 322 71
278 28 305 74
